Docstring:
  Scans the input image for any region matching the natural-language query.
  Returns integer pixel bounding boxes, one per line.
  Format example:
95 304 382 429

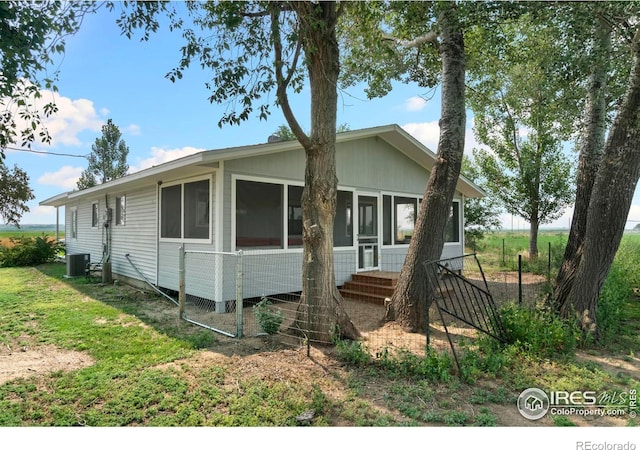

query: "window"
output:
382 194 419 245
91 202 99 228
394 197 417 244
161 185 181 238
236 180 283 249
70 207 78 239
160 178 210 240
184 181 208 239
445 201 461 243
115 196 126 226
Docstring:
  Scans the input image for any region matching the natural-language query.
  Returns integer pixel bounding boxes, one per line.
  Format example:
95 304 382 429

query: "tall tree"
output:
548 3 635 334
0 164 34 226
552 14 612 312
341 1 523 331
386 2 467 332
342 1 469 331
558 18 640 334
116 1 359 342
466 15 576 258
77 119 129 190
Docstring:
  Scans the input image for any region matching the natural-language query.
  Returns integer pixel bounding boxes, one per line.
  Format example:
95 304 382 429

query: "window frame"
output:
115 195 126 226
91 202 99 228
70 207 78 240
381 192 421 248
159 175 213 243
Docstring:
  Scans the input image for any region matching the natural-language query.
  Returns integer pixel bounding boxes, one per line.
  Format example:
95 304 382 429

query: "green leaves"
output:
0 164 34 226
77 119 129 190
0 1 99 153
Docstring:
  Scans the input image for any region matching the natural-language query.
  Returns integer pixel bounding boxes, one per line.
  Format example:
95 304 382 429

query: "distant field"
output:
473 229 640 274
0 226 63 247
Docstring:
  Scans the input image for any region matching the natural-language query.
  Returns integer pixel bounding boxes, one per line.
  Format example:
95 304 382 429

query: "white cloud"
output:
130 146 205 173
7 85 106 148
402 118 488 156
42 96 104 146
37 165 84 190
125 124 141 136
401 121 440 151
403 96 428 112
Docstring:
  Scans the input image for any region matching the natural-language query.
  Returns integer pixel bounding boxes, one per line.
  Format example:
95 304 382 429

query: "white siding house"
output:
41 124 484 306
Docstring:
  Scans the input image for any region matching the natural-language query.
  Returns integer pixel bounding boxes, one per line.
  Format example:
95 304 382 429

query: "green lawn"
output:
0 237 638 426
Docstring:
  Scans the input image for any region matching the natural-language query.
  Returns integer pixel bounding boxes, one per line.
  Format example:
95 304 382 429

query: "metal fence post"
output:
235 250 243 338
178 245 185 319
547 241 552 282
518 254 523 306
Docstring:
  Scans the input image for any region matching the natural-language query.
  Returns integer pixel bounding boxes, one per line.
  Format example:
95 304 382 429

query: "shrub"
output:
597 262 628 343
0 234 61 267
253 297 283 335
498 302 577 357
378 348 453 382
334 339 370 366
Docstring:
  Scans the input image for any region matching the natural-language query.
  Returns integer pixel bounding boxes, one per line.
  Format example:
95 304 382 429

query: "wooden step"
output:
342 280 395 297
350 272 398 287
338 288 388 306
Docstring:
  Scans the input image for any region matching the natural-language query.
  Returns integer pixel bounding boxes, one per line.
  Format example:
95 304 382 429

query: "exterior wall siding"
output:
109 185 157 283
64 198 103 266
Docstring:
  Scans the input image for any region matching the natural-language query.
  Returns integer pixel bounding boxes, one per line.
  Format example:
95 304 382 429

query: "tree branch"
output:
270 7 310 148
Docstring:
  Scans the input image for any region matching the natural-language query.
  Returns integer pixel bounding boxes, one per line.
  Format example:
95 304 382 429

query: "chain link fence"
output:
176 244 555 355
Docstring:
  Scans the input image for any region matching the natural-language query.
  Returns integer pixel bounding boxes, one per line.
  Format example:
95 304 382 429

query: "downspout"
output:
55 207 60 243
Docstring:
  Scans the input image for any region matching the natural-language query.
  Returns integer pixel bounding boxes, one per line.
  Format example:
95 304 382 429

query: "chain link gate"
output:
178 247 243 338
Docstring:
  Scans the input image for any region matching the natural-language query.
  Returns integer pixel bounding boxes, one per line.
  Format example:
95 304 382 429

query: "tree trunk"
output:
285 2 359 342
529 215 539 259
385 3 466 332
552 23 610 311
559 29 640 334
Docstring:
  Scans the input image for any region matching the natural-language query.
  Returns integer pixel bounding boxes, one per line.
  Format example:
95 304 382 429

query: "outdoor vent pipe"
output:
125 253 178 306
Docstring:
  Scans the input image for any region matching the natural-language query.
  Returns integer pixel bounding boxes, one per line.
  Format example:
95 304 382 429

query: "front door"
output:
357 194 379 271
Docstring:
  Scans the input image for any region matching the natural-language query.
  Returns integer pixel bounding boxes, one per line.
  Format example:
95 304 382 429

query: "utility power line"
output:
3 146 89 159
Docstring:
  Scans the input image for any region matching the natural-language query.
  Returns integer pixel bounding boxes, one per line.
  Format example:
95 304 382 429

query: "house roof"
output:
40 124 484 207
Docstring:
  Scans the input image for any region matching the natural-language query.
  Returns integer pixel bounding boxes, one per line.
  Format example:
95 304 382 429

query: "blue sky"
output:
5 5 640 230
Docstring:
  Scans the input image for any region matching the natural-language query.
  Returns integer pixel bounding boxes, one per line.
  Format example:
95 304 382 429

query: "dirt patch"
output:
0 341 94 384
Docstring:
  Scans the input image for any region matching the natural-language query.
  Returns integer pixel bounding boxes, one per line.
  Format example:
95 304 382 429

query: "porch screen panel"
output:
334 190 353 247
445 202 460 243
288 185 303 248
184 179 210 239
382 195 392 245
161 184 181 238
236 180 283 249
